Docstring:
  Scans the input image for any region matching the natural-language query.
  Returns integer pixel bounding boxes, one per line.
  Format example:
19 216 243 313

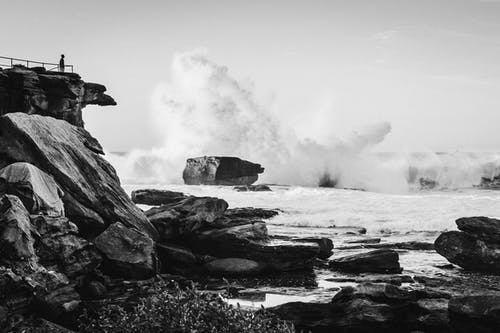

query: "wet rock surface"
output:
329 249 403 274
233 184 272 192
435 217 500 274
183 156 264 185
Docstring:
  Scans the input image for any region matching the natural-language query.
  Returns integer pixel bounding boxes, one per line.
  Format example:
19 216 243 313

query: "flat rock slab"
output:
329 249 402 274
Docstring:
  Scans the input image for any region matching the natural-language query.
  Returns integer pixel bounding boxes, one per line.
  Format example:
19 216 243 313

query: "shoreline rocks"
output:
435 216 500 274
183 156 264 185
329 249 402 274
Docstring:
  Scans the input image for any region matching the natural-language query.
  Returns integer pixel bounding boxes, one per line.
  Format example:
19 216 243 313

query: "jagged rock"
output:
204 258 264 277
0 162 64 217
183 156 264 185
435 217 500 274
31 215 101 277
0 195 35 260
233 184 272 192
0 113 157 239
329 249 402 274
456 216 500 244
419 177 438 190
131 189 185 206
145 196 228 241
478 174 500 189
0 67 116 127
95 222 155 280
449 295 500 333
270 283 450 332
435 231 500 274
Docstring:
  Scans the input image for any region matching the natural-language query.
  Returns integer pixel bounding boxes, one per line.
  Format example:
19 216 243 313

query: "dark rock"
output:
456 216 500 244
419 177 438 190
0 162 64 217
327 225 367 235
31 215 101 277
0 67 115 127
192 225 320 272
0 113 157 239
318 172 337 188
435 231 500 274
156 243 201 268
94 222 155 280
204 258 265 276
145 196 228 241
449 295 500 333
346 237 381 244
0 195 35 260
478 174 500 189
233 184 272 192
183 156 264 185
270 283 449 332
224 207 279 220
290 237 333 259
337 241 434 251
131 189 186 206
329 249 402 274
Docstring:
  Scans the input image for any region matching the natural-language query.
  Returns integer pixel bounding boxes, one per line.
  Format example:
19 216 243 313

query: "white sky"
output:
1 0 500 152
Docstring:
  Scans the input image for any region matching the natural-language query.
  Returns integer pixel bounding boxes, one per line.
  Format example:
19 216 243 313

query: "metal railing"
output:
0 55 74 72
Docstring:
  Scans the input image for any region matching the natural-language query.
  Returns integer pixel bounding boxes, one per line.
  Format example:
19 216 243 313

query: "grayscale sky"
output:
1 0 500 152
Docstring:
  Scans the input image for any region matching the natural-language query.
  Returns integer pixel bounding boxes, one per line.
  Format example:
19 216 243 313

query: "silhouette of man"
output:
59 54 65 72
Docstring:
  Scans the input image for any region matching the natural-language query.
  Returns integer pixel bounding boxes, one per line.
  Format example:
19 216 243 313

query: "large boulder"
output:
94 222 155 280
0 113 157 239
329 249 402 274
435 217 500 274
145 195 228 241
183 156 264 185
0 162 64 217
0 67 116 128
131 189 185 206
0 195 35 260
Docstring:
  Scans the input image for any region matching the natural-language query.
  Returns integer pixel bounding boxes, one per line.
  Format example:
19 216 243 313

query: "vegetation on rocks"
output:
78 282 295 333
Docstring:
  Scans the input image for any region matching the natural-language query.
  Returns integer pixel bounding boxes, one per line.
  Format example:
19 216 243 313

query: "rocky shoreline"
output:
1 67 500 332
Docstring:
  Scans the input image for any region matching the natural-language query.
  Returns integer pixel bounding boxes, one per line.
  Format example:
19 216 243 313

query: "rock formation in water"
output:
183 156 264 185
132 188 330 276
0 66 116 127
478 174 500 189
435 216 500 274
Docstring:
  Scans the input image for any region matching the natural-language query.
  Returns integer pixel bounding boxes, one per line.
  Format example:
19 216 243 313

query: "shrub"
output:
78 282 294 333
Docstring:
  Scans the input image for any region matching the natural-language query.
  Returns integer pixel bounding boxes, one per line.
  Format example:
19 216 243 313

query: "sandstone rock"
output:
435 231 500 274
233 184 272 192
456 216 500 244
0 162 64 217
224 207 279 220
204 258 264 276
192 225 320 272
146 196 228 240
0 195 35 260
329 249 402 274
156 243 200 266
95 222 155 280
0 67 115 127
31 215 101 277
478 174 500 189
449 295 500 333
183 156 264 185
131 189 185 206
0 113 157 239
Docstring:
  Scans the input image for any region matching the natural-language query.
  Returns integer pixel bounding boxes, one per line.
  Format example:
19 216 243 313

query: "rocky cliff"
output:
0 66 116 127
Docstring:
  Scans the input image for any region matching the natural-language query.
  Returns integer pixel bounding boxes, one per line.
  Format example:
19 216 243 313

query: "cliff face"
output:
0 66 116 127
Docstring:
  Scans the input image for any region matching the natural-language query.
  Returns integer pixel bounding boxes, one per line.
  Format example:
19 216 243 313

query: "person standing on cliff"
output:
59 54 65 72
